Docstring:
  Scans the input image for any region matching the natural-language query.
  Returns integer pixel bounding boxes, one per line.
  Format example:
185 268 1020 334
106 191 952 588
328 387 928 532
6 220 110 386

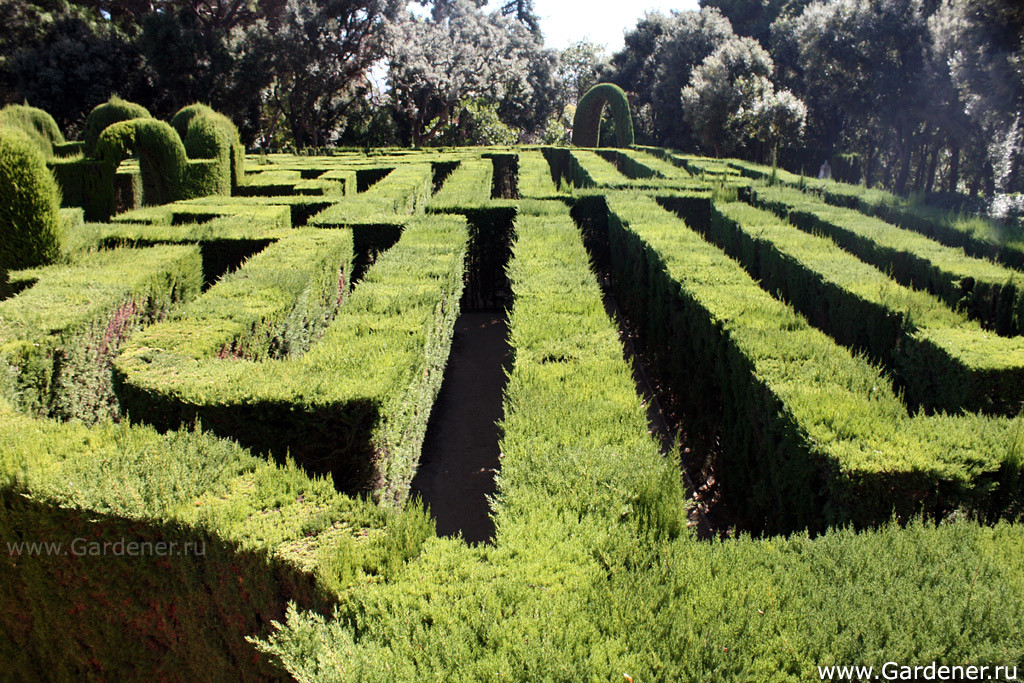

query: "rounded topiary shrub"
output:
0 128 63 271
83 96 152 158
0 104 64 158
172 103 245 190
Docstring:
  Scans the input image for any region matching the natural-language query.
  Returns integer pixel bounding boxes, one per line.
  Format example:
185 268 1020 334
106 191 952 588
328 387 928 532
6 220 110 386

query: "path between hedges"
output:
411 311 511 544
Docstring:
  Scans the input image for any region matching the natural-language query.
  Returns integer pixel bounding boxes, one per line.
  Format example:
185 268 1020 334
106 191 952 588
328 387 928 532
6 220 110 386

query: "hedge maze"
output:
1 116 1023 678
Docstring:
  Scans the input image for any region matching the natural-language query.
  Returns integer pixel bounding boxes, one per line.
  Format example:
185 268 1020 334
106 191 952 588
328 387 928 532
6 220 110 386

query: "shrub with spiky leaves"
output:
97 118 188 205
171 103 246 190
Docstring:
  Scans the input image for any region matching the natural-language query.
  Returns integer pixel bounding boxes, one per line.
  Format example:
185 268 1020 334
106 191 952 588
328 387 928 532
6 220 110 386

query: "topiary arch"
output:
571 83 634 148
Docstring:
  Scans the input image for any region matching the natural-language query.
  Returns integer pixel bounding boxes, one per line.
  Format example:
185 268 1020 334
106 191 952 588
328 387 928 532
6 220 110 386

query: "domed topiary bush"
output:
171 103 246 190
83 96 152 158
0 128 63 272
0 104 65 158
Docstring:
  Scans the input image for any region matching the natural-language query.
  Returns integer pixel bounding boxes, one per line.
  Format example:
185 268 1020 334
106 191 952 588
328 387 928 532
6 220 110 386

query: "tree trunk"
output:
924 143 939 194
984 161 995 197
947 141 960 194
864 145 874 188
894 134 912 196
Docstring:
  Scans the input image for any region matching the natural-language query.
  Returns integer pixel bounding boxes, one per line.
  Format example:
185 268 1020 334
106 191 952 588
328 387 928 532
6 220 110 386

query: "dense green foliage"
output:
0 246 202 420
0 103 64 157
703 200 1024 415
571 83 634 147
82 95 152 157
115 215 467 503
603 192 1022 531
255 184 1024 682
604 0 1024 199
2 144 1024 679
747 184 1024 337
0 127 63 272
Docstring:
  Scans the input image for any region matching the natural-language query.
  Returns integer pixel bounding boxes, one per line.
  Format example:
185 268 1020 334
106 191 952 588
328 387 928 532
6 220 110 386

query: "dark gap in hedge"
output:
350 224 403 283
483 153 519 199
595 149 657 180
430 160 459 193
355 167 393 193
412 208 515 544
286 201 332 226
115 382 386 495
171 211 219 225
540 146 571 189
570 195 730 538
459 208 515 311
99 237 273 290
299 168 323 179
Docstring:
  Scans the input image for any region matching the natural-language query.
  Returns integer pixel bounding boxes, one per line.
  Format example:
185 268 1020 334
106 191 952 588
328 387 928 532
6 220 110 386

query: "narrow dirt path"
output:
411 311 511 544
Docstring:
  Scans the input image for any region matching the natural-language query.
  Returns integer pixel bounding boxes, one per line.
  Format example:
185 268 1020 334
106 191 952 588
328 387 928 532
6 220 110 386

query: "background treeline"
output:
1 0 1022 207
601 0 1024 206
0 0 568 150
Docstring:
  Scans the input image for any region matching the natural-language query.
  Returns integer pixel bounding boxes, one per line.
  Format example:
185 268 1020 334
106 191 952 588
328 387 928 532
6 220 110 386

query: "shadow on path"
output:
411 310 511 544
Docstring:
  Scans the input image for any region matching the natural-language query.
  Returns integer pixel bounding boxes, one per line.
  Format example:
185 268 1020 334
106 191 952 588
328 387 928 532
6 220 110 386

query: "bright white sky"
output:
408 1 701 53
526 0 700 52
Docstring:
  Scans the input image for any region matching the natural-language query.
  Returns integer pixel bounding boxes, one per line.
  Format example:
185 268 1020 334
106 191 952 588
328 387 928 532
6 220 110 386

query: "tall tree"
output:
787 0 931 193
7 4 142 134
558 39 606 104
246 0 402 148
386 0 544 145
680 35 805 158
930 0 1024 193
603 8 736 147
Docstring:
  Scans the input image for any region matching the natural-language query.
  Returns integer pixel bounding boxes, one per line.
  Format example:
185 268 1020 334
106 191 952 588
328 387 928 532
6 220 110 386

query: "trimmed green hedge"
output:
730 157 1024 269
255 198 1024 682
0 383 432 678
693 199 1024 415
596 148 663 180
603 192 1022 532
309 164 433 227
114 216 467 503
0 128 63 271
569 149 629 188
0 104 64 158
0 246 203 422
111 200 291 229
569 150 709 191
82 95 152 158
172 104 246 194
747 184 1024 336
56 108 242 220
571 83 634 148
428 158 494 212
494 202 685 533
517 149 565 199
